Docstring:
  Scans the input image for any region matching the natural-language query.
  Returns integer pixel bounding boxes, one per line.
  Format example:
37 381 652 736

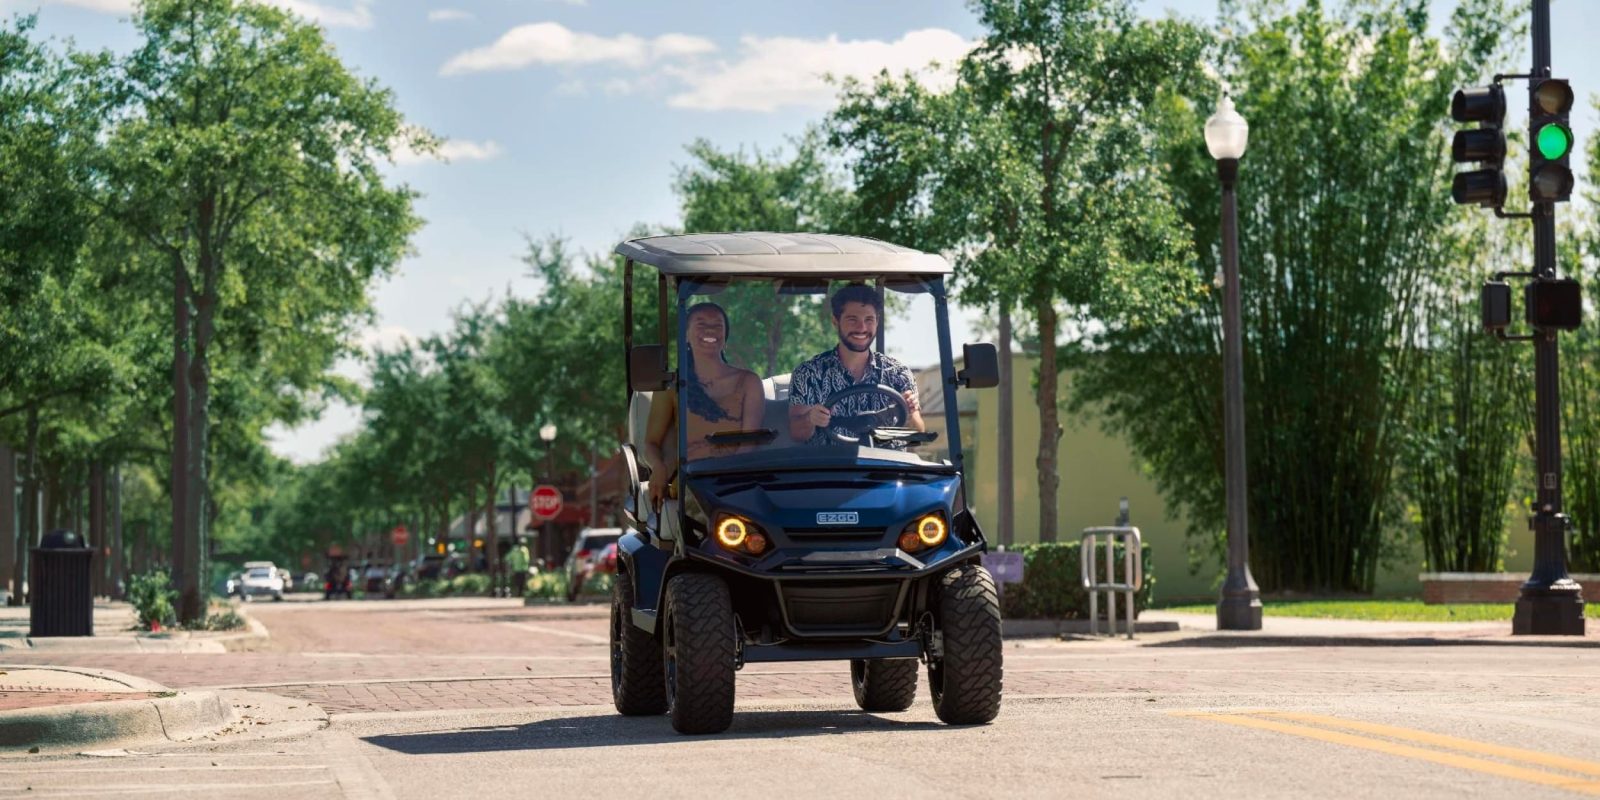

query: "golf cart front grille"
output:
778 581 904 637
782 527 887 547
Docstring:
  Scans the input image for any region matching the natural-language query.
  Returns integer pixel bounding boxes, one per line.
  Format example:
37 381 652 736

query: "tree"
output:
1561 98 1600 573
829 0 1208 542
1070 0 1521 591
88 0 426 620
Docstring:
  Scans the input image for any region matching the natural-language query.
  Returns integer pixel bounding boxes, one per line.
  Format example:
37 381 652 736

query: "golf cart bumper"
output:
690 538 983 639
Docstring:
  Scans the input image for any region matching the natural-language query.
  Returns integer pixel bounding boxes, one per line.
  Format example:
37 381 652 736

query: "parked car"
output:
277 568 295 593
300 571 320 591
237 565 285 602
564 527 621 602
224 572 243 597
361 563 390 595
323 555 353 600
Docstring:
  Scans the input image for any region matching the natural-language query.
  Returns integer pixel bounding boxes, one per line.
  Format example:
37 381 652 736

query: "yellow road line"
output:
1181 712 1600 796
1257 711 1600 778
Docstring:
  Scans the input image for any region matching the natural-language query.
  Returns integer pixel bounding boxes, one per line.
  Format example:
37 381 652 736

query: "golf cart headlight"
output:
715 516 749 549
908 513 947 548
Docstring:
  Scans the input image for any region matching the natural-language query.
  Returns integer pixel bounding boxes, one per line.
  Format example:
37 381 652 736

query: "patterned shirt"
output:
789 347 917 448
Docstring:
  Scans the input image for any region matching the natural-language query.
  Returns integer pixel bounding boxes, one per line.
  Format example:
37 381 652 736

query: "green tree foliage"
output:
828 0 1209 542
1561 100 1600 572
82 0 426 617
1070 0 1520 591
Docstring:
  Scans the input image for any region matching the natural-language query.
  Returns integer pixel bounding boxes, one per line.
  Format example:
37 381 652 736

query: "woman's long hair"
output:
683 302 734 423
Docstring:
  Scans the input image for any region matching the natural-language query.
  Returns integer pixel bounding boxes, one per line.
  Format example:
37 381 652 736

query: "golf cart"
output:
611 232 1003 735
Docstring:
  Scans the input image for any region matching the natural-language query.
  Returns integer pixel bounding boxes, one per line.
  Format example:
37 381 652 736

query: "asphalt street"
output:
2 596 1598 798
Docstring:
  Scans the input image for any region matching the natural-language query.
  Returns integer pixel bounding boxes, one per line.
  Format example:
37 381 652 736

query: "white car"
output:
237 566 285 601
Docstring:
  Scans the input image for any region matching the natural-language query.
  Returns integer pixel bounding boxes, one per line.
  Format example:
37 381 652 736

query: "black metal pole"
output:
1216 157 1262 631
1514 0 1585 635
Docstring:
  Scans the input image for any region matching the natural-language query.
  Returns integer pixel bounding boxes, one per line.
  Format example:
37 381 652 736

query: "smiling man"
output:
788 284 925 447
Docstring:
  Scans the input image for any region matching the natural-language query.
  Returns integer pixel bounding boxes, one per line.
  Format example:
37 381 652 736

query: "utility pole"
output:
997 300 1014 549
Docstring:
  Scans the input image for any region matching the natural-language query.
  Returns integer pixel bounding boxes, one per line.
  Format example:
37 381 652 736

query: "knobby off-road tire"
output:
611 573 666 715
928 564 1003 725
663 573 737 734
851 658 919 712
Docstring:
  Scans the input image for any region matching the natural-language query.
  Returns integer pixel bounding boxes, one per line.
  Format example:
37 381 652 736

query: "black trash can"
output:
30 529 94 637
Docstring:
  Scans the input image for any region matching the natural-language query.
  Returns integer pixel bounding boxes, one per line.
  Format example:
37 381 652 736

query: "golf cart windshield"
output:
675 276 951 469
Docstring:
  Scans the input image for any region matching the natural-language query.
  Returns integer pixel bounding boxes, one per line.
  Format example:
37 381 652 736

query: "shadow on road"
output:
363 708 945 754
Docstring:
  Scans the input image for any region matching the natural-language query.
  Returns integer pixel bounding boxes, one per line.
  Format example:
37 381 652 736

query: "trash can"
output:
30 529 94 637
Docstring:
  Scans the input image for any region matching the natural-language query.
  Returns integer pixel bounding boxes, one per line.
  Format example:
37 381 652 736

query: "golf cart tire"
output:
851 658 918 712
611 573 667 715
928 564 1003 725
664 573 736 734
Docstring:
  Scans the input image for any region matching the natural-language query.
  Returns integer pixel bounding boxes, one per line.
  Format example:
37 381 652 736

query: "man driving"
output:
788 284 925 447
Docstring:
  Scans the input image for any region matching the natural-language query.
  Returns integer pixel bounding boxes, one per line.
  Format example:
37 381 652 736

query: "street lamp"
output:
539 423 558 483
1205 95 1262 631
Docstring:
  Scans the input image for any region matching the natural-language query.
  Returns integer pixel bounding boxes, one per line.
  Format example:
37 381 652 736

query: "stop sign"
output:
391 525 409 546
531 485 564 521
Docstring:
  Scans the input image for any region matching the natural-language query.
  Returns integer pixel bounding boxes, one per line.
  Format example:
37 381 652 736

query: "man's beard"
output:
839 330 872 353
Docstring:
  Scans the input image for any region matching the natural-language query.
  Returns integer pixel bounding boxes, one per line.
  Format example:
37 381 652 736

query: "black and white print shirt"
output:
789 347 916 448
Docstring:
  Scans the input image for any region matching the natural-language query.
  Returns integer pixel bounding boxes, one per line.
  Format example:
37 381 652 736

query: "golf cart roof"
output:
615 232 951 277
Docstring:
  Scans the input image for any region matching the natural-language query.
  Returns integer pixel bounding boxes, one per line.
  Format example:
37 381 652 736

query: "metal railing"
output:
1080 526 1142 639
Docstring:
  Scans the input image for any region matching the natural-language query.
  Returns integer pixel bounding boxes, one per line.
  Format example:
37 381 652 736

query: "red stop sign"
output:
391 525 409 546
531 485 564 521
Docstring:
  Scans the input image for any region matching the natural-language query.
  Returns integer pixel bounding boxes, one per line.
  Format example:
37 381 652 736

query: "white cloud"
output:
440 22 716 76
42 0 374 27
358 324 419 354
267 0 373 29
392 138 504 165
667 28 974 112
427 8 473 22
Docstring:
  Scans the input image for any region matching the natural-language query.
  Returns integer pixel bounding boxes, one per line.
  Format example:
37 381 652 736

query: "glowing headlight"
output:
715 516 748 548
903 513 947 549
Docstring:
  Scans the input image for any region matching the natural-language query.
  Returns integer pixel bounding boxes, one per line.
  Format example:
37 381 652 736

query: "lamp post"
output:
539 423 558 482
1206 95 1262 631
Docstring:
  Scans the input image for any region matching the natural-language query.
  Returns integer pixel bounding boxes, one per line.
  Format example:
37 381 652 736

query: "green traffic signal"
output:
1535 123 1573 161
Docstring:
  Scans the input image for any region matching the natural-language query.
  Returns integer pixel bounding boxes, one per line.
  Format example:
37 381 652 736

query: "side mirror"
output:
958 342 1000 389
1481 281 1510 331
629 344 671 392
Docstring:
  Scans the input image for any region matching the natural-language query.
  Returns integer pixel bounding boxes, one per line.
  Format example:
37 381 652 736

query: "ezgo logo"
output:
816 512 859 525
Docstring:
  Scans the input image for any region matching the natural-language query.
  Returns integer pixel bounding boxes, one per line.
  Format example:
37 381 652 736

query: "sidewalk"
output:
0 665 235 754
1132 609 1599 646
0 600 269 653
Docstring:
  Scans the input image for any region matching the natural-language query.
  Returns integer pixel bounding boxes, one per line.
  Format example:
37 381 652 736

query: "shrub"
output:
181 606 247 632
449 573 491 596
581 572 614 596
127 570 176 631
997 542 1154 620
526 570 568 600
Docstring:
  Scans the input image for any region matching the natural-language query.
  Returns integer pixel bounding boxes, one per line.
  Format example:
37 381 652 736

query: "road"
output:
3 596 1599 798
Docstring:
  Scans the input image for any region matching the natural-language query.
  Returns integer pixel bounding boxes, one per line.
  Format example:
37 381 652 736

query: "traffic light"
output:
1528 78 1575 203
1482 281 1511 331
1525 278 1582 330
1451 85 1507 207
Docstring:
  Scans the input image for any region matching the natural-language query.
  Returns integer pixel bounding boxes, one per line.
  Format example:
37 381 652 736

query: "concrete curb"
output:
0 665 235 755
1003 618 1180 637
0 604 271 654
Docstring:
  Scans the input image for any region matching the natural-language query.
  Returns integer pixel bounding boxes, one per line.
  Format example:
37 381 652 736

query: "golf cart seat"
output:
760 374 793 449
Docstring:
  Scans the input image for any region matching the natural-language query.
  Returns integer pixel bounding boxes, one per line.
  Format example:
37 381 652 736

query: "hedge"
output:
995 541 1154 620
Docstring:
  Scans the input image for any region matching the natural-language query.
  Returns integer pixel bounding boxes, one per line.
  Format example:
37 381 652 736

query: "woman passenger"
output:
643 302 765 509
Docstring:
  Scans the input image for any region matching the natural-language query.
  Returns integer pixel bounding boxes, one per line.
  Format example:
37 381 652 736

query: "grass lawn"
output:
1156 599 1600 622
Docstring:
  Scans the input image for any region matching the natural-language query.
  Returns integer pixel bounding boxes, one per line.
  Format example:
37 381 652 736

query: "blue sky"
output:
8 0 1598 463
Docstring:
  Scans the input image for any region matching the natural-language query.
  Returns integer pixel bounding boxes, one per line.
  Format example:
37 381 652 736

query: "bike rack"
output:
1080 526 1142 639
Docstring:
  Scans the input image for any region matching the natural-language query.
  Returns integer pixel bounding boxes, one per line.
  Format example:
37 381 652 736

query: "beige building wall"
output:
968 356 1524 602
971 357 1221 602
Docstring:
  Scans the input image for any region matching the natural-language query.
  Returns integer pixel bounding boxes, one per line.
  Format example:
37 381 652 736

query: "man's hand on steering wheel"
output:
820 384 910 443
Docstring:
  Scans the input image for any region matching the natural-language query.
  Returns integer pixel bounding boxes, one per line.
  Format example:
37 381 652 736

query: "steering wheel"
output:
822 384 909 444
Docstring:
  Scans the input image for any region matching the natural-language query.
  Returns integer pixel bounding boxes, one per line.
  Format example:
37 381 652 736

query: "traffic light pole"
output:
1515 0 1585 635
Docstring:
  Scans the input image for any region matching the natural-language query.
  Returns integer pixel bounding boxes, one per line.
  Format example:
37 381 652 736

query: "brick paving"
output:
5 598 1599 717
0 690 163 712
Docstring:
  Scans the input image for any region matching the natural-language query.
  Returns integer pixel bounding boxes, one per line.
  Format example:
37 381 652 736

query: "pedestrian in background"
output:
507 537 531 598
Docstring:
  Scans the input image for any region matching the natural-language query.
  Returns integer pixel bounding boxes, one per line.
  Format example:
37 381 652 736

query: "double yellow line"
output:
1177 710 1600 795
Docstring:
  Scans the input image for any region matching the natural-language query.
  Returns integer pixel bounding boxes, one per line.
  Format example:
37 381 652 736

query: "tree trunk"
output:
484 463 497 597
1035 302 1061 543
89 462 106 598
111 465 125 599
0 445 14 604
19 407 39 603
171 251 191 612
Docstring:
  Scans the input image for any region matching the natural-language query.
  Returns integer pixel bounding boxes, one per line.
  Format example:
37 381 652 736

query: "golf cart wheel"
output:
663 573 736 734
850 658 918 712
611 573 667 715
927 564 1003 725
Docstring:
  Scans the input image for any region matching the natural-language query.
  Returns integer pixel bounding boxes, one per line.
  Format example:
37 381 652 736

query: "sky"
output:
7 0 1599 464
